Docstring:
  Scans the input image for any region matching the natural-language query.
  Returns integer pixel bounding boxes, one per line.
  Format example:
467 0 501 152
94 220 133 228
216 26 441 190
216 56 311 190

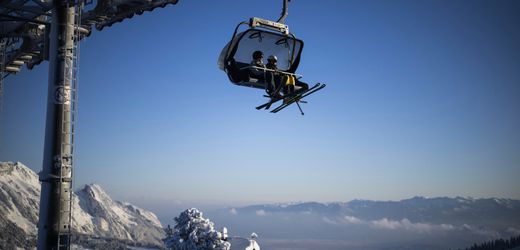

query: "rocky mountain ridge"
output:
0 161 165 249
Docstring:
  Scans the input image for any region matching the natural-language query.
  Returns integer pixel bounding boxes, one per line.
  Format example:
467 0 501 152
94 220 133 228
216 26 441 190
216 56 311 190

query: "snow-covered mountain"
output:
0 161 165 249
0 161 40 248
72 183 165 246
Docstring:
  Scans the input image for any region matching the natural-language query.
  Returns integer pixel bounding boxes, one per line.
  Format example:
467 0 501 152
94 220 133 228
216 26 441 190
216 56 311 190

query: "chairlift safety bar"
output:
244 65 303 79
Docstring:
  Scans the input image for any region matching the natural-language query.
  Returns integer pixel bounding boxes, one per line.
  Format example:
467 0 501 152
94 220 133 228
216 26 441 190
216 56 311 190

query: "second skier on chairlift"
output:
266 55 284 99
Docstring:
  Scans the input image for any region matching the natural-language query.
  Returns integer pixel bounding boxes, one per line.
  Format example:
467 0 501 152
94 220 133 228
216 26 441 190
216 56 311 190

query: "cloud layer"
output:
323 215 458 234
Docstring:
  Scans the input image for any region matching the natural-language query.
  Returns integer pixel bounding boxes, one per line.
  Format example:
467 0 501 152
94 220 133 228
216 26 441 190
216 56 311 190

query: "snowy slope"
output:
0 161 165 248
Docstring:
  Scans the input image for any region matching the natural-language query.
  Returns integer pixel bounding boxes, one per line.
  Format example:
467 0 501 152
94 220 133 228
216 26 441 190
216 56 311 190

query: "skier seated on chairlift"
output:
265 54 312 107
250 50 266 80
265 54 309 98
250 51 283 99
266 55 284 99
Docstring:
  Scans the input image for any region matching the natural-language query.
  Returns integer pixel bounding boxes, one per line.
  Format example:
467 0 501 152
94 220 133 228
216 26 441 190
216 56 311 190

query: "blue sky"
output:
1 0 519 209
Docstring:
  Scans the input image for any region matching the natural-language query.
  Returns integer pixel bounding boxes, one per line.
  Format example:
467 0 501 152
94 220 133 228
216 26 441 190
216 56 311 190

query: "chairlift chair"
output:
217 18 305 91
217 0 325 115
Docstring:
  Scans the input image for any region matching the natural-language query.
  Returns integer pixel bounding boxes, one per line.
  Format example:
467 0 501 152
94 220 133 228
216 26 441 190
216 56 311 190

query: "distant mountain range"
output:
209 197 520 250
0 161 165 249
229 196 520 227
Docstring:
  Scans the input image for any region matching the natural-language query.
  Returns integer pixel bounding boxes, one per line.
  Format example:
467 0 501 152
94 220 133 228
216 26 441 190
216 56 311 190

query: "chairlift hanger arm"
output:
277 0 289 24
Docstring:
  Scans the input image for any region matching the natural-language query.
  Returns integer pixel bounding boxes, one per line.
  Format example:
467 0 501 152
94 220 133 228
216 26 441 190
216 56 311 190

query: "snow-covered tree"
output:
165 208 230 250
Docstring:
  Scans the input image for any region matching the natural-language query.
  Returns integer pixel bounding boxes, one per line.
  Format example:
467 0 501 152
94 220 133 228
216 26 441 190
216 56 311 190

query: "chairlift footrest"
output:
270 83 326 113
255 91 299 110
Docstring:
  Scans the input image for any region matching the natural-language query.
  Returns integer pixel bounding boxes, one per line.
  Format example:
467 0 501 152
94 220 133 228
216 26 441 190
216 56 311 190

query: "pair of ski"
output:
255 83 326 115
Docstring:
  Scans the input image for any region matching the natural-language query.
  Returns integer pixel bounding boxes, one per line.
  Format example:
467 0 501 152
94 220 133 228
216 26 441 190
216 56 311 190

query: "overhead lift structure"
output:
0 0 178 249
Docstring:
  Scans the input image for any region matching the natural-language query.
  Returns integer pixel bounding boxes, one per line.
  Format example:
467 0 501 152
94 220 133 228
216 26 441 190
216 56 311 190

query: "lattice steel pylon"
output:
1 0 179 249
